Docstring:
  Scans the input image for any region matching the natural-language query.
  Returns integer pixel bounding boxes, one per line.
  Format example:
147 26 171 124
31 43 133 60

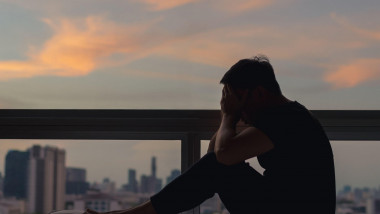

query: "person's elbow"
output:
214 148 235 166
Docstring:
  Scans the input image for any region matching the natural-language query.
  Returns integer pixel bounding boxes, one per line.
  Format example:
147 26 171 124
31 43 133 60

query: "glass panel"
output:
0 140 180 213
0 1 379 109
332 141 380 214
200 140 264 214
200 140 229 214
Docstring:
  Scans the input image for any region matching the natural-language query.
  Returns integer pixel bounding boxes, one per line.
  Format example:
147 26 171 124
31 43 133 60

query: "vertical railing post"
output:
181 133 201 214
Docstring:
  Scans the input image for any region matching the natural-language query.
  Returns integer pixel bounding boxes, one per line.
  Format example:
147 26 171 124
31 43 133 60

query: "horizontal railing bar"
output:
0 109 221 118
0 110 379 140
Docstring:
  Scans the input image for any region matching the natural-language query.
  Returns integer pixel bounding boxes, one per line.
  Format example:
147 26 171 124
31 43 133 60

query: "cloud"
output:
214 0 276 13
127 69 218 85
0 16 159 81
324 58 380 88
133 0 277 12
1 10 369 83
331 13 380 41
133 0 200 11
151 23 347 67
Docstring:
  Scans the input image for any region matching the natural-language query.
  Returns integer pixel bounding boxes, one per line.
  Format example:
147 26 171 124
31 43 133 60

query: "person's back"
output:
255 101 336 213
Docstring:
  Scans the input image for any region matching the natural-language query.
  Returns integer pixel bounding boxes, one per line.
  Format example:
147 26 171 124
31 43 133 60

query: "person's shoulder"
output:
267 100 307 115
285 101 312 116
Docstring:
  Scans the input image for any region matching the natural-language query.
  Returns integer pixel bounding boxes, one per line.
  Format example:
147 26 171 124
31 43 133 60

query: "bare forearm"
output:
215 114 238 153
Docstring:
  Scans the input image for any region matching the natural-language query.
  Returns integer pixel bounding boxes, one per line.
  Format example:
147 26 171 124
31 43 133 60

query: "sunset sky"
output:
0 0 380 191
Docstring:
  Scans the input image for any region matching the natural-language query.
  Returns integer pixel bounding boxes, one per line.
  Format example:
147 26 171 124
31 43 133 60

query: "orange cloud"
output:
215 0 276 13
331 13 380 41
324 59 380 88
133 0 200 11
134 0 278 12
0 16 159 80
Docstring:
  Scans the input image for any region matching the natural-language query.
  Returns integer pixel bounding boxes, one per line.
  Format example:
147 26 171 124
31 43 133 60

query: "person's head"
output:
220 55 281 95
220 55 283 123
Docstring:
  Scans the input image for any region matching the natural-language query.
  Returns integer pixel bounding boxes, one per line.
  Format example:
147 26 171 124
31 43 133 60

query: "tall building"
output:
151 157 156 178
66 167 89 195
27 145 66 214
140 157 162 194
139 175 150 194
123 169 138 193
154 178 162 193
3 150 29 199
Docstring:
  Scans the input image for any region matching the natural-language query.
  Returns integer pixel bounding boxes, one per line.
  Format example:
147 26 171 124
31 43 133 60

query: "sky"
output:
0 0 380 191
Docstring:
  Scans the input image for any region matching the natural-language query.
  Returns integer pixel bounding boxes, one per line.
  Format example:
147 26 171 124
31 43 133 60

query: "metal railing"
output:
1 109 380 214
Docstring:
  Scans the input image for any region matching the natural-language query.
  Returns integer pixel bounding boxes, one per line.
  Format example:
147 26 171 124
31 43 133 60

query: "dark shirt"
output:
254 101 336 213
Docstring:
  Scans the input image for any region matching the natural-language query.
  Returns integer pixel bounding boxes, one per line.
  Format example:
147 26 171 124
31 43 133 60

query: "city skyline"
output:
2 140 380 192
2 143 380 213
0 143 182 190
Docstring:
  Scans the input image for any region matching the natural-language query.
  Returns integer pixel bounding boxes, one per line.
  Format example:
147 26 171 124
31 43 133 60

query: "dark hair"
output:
220 55 282 95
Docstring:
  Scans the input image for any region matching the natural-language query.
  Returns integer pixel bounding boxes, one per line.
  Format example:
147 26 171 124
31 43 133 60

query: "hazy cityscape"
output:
0 144 380 214
0 144 225 214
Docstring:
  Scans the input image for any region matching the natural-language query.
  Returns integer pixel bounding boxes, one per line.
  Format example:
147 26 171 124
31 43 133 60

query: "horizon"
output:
1 140 380 192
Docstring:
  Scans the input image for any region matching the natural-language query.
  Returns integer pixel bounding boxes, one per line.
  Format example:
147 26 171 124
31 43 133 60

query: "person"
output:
85 55 336 214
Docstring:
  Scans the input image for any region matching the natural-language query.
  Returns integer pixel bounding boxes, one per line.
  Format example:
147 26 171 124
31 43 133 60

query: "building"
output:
0 199 25 214
366 197 380 214
123 169 138 193
166 169 180 185
27 145 66 214
140 175 151 194
3 150 29 199
139 157 162 194
91 178 116 194
151 157 156 178
66 167 89 195
72 190 121 212
0 202 21 214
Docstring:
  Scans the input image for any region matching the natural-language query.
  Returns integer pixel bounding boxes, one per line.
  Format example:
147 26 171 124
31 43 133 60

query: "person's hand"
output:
220 85 248 122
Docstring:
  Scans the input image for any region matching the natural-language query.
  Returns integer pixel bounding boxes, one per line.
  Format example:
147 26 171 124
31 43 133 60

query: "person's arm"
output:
215 114 274 165
215 85 274 165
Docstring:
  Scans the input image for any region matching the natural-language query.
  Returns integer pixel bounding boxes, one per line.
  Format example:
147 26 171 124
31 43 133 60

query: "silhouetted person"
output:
85 55 336 214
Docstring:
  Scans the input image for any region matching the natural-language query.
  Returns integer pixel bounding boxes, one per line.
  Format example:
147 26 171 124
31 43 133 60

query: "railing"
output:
1 109 380 214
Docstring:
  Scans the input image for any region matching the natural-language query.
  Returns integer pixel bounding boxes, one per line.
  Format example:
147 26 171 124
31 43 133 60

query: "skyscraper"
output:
151 157 156 178
140 157 162 194
3 150 29 199
140 174 150 194
124 169 138 193
66 167 89 195
27 145 66 214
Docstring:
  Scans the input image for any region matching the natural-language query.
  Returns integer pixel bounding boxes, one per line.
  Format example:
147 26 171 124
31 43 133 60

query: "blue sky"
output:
0 0 380 190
